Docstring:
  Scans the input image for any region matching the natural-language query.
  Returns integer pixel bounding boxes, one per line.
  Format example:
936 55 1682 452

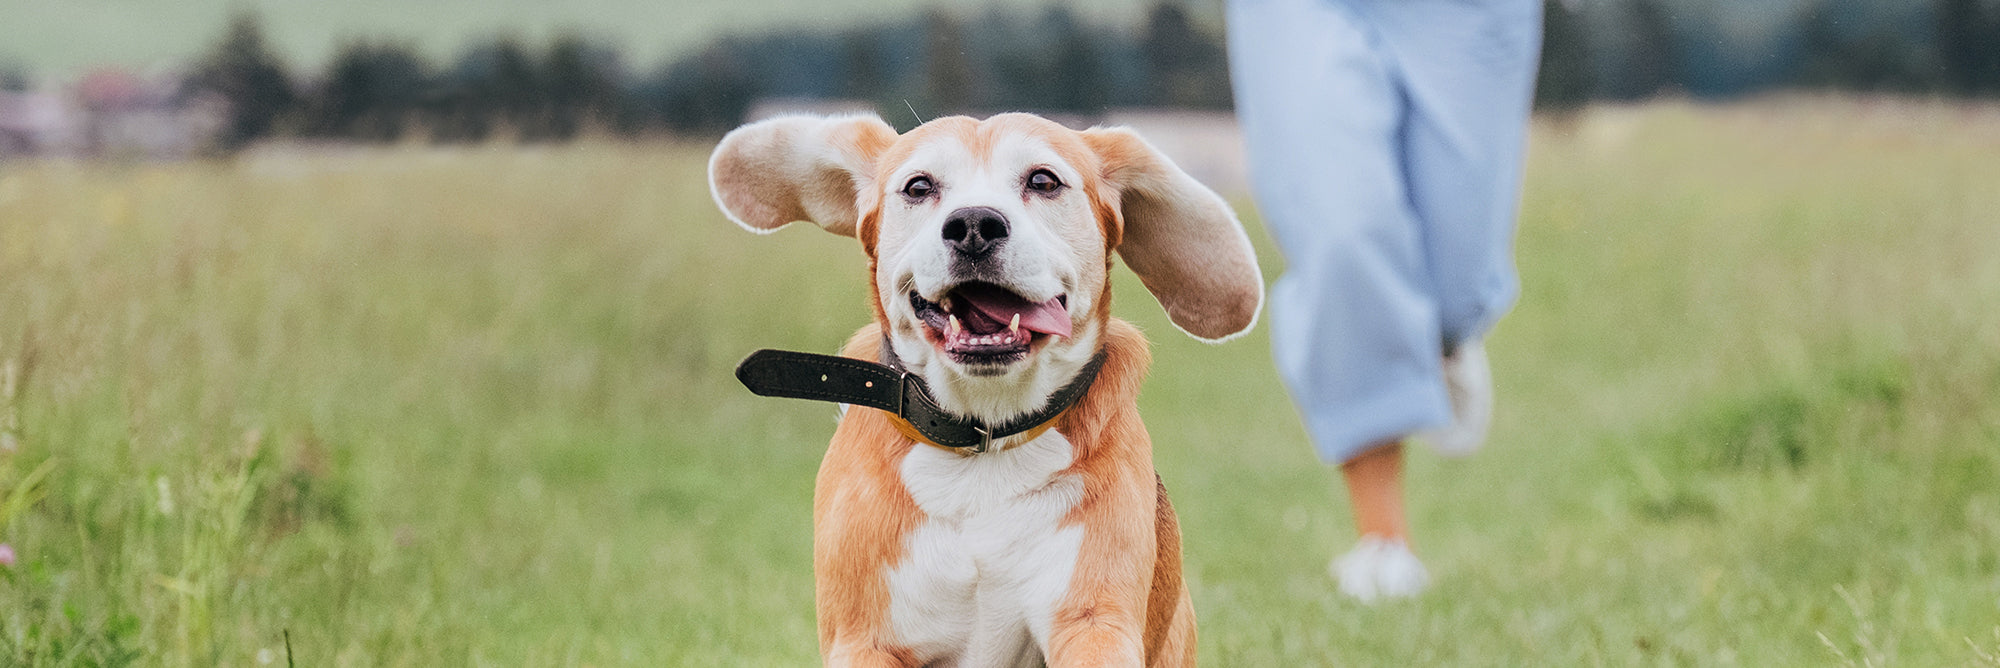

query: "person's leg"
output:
1342 441 1408 540
1362 0 1543 457
1226 0 1452 467
1331 440 1429 601
1227 0 1447 600
1365 0 1543 349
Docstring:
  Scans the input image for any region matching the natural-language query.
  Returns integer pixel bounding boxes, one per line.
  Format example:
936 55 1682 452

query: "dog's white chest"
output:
887 430 1085 666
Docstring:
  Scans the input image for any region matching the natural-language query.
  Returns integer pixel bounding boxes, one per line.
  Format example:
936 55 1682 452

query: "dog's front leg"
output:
823 642 918 668
816 496 923 668
1045 465 1160 667
1048 602 1147 667
815 414 926 667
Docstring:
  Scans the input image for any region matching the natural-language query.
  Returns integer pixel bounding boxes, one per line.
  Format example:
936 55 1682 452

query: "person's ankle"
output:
1356 530 1410 547
1342 441 1409 539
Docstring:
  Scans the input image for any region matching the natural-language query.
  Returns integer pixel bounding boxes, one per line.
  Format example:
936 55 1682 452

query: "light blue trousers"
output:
1227 0 1541 463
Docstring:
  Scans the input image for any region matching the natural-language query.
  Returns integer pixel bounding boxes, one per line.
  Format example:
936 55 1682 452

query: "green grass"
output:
2 98 1997 665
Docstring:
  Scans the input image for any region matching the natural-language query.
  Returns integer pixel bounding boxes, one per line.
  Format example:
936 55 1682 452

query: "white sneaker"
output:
1331 535 1429 602
1417 340 1493 458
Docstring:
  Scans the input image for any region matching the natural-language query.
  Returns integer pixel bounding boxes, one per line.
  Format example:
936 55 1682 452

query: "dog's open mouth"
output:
910 282 1070 366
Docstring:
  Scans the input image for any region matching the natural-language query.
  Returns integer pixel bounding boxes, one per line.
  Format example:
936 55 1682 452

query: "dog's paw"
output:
1331 536 1429 602
1418 339 1493 458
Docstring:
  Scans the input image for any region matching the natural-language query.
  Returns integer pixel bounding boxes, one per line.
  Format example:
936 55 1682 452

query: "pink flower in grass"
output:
0 543 14 568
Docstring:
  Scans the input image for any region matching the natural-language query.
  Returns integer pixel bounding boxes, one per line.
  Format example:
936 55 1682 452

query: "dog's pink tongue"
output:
955 284 1071 338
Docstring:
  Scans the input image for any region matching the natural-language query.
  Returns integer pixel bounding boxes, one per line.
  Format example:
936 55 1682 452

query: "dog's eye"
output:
903 176 936 199
1026 169 1062 194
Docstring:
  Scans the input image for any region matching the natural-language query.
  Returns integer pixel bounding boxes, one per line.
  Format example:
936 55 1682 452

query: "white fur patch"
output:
887 429 1085 665
874 128 1109 426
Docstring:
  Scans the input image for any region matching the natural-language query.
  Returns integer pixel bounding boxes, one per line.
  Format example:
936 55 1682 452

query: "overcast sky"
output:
0 0 1169 80
0 0 1841 88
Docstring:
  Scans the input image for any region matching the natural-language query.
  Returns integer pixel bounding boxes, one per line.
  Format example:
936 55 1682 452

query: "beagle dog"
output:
708 113 1263 667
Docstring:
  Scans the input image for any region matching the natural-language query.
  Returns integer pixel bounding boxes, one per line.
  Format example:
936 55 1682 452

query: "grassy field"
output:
1 99 1998 665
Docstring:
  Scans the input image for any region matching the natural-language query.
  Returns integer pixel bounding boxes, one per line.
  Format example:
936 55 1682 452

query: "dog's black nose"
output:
941 206 1009 257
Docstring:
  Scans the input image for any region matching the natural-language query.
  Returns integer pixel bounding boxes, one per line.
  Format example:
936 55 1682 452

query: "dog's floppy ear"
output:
1084 127 1264 342
708 114 897 237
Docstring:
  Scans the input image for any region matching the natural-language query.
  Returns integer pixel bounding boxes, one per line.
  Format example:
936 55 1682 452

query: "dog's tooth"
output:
1009 314 1020 334
949 315 960 336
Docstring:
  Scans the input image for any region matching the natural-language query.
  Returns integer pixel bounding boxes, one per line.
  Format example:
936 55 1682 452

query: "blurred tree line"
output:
190 4 1229 148
188 0 2000 148
1536 0 2000 111
193 15 638 148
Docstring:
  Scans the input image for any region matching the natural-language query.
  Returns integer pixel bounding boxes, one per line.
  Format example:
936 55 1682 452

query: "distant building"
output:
0 68 226 160
744 98 880 123
1101 109 1247 196
0 89 79 157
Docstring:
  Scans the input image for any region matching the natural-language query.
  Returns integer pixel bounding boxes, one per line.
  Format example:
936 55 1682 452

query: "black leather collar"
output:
734 341 1106 454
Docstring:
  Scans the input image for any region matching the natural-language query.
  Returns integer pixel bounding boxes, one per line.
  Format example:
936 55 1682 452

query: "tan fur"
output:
709 115 897 236
1047 321 1194 667
1143 476 1196 664
813 325 925 663
716 113 1252 667
714 113 1260 342
816 321 1193 666
1083 128 1264 342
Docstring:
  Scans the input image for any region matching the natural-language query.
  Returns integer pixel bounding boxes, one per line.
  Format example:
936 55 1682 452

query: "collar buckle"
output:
891 367 912 414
